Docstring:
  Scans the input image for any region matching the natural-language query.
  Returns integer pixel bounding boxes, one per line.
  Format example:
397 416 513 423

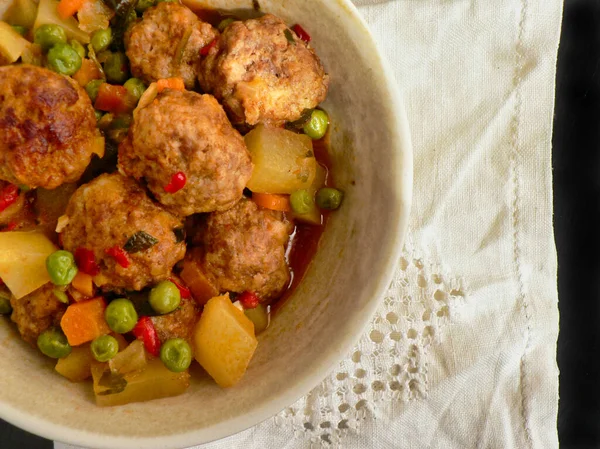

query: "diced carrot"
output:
252 192 291 212
60 297 111 346
180 249 219 306
71 271 94 298
73 59 103 87
156 77 185 92
57 0 86 19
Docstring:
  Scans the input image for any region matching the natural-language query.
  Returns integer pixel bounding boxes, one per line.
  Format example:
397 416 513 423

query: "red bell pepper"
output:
105 245 130 268
200 38 217 56
74 247 100 276
169 277 191 299
94 83 136 114
164 172 187 194
0 184 19 213
292 24 311 43
238 291 260 309
132 316 161 357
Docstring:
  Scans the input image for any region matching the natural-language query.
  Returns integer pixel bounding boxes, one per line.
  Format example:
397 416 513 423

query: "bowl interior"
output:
0 1 412 447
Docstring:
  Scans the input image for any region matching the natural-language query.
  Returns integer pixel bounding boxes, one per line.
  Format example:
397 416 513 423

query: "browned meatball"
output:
198 14 329 126
60 173 186 291
119 89 252 216
151 298 200 343
9 283 66 346
0 65 103 189
125 2 218 89
193 198 293 301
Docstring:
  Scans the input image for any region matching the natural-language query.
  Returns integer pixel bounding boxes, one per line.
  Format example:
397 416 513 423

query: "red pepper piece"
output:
0 184 19 213
292 24 311 43
2 221 18 232
132 316 161 357
200 38 217 56
169 277 191 299
74 247 101 276
105 246 130 268
94 83 136 114
164 172 187 194
238 291 260 309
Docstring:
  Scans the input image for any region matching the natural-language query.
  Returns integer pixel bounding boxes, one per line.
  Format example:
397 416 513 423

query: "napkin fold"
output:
57 0 562 447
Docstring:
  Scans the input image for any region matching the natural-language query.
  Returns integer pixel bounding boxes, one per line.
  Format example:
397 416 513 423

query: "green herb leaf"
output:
124 231 158 253
173 227 186 243
284 29 296 45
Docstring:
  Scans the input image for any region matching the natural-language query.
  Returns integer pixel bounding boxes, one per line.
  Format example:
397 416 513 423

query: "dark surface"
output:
0 0 589 448
555 0 600 448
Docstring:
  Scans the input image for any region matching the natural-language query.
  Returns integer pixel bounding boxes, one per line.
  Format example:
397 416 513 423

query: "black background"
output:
0 0 593 447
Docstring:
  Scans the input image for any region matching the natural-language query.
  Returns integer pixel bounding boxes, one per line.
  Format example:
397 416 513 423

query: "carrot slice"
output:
57 0 86 19
252 193 291 212
71 271 94 298
73 59 103 87
60 297 111 346
156 77 185 92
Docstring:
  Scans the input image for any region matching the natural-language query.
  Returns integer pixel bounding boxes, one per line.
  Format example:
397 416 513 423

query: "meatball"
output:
193 198 293 301
61 173 186 291
125 2 218 89
10 283 66 346
198 14 329 126
151 298 200 343
0 65 103 189
119 90 252 216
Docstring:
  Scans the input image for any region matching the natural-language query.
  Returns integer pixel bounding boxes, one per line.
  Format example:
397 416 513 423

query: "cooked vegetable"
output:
245 125 317 194
91 335 119 362
70 39 86 58
74 247 100 276
123 231 158 253
85 79 105 102
193 295 258 388
303 109 329 140
37 327 72 359
108 339 146 374
46 250 78 286
149 281 181 315
92 357 190 407
0 21 31 64
53 288 69 304
160 338 192 373
94 83 136 113
290 189 312 215
3 0 38 29
316 187 344 211
135 0 156 13
179 252 219 306
21 43 43 66
156 77 185 92
55 344 94 381
77 0 114 34
0 232 57 299
73 58 103 86
104 246 130 268
71 271 94 297
0 184 20 213
132 316 160 357
46 43 82 76
105 298 138 333
123 77 146 101
60 297 111 346
103 51 128 83
251 193 291 212
238 291 260 309
284 29 295 45
291 163 326 225
217 18 236 32
90 28 113 53
11 26 27 36
244 304 269 334
57 0 86 19
34 0 90 43
164 172 187 194
292 24 311 43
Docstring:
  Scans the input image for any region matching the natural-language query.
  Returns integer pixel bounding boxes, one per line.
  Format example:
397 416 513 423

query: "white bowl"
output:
0 0 412 447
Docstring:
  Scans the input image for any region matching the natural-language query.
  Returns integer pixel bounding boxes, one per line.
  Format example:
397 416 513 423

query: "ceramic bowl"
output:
0 0 412 447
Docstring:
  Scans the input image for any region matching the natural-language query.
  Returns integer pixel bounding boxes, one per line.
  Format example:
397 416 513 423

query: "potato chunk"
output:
34 0 90 43
0 21 30 64
55 345 94 382
245 125 316 194
0 231 57 299
193 294 258 388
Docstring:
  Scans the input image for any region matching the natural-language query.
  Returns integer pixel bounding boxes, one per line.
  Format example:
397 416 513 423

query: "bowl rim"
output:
0 1 413 447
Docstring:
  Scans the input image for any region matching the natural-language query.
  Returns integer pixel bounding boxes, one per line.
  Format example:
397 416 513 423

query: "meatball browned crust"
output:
10 283 66 346
61 173 186 291
125 2 218 89
119 89 253 216
193 198 293 301
0 65 103 189
151 298 200 344
198 14 329 126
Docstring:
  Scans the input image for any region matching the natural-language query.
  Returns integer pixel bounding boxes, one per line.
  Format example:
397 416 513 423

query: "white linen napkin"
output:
56 0 562 447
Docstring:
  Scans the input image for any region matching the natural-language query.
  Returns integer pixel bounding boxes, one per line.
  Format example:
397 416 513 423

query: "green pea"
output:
34 24 67 52
315 187 344 211
303 109 329 140
290 189 313 215
103 51 129 84
12 25 27 36
136 0 156 13
94 110 104 121
123 78 146 101
0 292 12 315
149 281 181 315
90 28 112 53
46 43 82 76
70 39 86 59
160 338 192 373
37 328 71 359
46 250 78 286
111 114 132 129
85 79 104 103
218 18 236 32
91 335 119 362
105 298 138 333
244 304 269 334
